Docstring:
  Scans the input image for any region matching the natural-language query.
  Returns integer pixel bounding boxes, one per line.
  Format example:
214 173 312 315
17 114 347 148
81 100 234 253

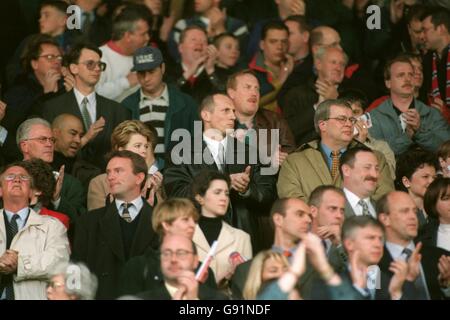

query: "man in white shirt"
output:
96 8 150 102
340 146 380 219
377 190 450 299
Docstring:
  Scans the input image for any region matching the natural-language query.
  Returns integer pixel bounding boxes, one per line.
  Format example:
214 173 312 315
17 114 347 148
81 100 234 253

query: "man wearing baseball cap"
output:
122 46 199 168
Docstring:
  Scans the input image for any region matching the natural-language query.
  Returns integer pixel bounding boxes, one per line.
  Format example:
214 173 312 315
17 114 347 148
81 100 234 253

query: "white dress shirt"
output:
115 196 144 222
343 188 376 218
203 134 227 170
74 88 97 123
437 224 450 252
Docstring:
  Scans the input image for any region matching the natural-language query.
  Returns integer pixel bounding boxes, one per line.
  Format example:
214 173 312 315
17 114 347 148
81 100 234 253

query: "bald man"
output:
52 113 101 185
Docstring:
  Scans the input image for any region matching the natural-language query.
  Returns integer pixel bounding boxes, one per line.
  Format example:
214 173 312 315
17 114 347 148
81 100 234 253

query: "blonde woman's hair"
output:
111 120 158 151
152 198 200 235
242 250 289 300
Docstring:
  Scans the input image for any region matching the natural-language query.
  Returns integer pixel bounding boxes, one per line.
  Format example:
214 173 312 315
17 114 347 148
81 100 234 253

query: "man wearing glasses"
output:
1 34 67 164
136 234 226 300
0 162 70 300
41 42 131 171
277 99 394 203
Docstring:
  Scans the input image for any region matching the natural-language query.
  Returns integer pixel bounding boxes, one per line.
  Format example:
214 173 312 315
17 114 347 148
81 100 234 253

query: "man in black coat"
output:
377 191 450 300
41 42 131 171
72 151 159 299
136 234 226 300
163 94 277 253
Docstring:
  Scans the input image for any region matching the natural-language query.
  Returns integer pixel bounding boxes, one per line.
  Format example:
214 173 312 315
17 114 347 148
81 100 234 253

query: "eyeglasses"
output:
46 280 65 289
160 249 194 260
3 174 31 182
79 60 107 71
326 116 357 125
38 54 63 62
24 136 56 144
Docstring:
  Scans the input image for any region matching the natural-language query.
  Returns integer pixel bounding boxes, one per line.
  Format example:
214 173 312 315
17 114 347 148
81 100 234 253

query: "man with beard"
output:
340 146 380 219
41 43 131 170
368 55 450 156
277 99 393 202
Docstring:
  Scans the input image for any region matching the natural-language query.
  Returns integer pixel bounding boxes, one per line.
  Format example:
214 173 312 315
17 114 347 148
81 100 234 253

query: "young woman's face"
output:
216 36 240 68
261 257 287 282
436 186 450 224
198 179 229 217
405 164 436 198
120 134 151 159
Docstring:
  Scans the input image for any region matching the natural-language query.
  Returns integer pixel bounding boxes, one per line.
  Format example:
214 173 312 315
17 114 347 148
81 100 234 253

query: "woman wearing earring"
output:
422 177 450 251
192 169 252 288
88 120 163 210
395 148 438 233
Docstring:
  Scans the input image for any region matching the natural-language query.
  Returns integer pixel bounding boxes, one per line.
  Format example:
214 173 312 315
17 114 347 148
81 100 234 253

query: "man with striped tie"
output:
72 150 159 299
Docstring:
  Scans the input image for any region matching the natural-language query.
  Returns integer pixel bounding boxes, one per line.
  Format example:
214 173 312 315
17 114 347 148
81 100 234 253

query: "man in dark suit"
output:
163 93 277 252
136 234 226 300
72 150 159 299
377 191 450 299
341 146 380 219
41 42 131 171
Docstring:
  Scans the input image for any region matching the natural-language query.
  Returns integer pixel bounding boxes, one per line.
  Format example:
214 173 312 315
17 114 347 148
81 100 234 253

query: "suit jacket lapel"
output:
130 200 158 255
215 223 235 255
100 204 125 262
193 225 211 254
344 199 356 219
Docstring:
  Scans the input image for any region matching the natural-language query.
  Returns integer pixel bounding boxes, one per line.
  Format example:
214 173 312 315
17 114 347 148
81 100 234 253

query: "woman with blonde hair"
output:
87 120 163 210
242 250 289 300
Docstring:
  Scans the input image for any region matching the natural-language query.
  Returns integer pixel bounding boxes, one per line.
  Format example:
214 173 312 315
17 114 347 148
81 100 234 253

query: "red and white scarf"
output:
429 45 450 122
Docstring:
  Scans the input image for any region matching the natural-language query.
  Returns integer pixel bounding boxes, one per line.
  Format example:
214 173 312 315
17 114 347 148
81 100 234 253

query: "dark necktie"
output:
5 215 20 300
402 247 429 300
81 97 92 130
121 203 132 223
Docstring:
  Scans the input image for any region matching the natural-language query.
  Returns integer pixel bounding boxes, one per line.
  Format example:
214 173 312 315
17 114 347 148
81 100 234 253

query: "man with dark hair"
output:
41 42 131 171
277 15 313 103
249 21 293 112
278 99 393 202
1 34 66 164
0 161 70 300
96 7 151 102
122 46 199 165
369 55 450 156
421 7 450 122
73 0 112 47
340 146 379 219
72 150 159 299
377 190 450 299
164 93 277 252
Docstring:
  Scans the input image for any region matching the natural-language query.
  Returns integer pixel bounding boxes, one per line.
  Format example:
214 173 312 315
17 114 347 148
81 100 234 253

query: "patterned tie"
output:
5 215 20 300
121 203 132 223
81 97 92 130
217 143 225 172
358 199 370 217
402 247 430 300
330 150 340 179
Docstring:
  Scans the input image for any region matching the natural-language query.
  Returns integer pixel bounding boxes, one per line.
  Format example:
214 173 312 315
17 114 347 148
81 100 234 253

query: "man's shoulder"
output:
44 90 74 106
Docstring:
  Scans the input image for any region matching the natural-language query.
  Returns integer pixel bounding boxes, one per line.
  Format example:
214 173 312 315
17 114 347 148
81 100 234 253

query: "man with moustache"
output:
368 55 450 156
277 99 393 202
340 146 380 219
377 191 450 299
41 42 131 170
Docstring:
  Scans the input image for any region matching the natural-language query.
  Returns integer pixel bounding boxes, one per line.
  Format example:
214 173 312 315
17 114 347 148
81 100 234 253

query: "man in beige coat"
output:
0 162 70 300
277 99 394 202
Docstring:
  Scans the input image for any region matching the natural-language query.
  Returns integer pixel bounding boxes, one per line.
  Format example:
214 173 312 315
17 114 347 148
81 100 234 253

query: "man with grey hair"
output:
0 161 70 300
46 262 98 300
277 99 393 202
96 7 150 102
278 46 349 146
16 118 86 224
